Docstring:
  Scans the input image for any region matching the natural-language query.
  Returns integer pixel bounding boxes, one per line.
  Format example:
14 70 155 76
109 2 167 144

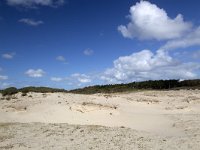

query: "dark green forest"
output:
70 79 200 94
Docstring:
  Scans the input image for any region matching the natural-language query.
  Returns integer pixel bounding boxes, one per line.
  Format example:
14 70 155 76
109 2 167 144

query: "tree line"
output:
1 79 200 96
70 79 200 94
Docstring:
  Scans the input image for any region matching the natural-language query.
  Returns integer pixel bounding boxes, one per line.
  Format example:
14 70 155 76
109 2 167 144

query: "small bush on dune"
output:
6 96 11 100
1 87 18 96
19 86 67 93
21 93 27 96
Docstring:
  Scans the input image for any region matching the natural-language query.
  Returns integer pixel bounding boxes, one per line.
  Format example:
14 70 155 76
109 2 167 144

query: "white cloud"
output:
2 53 15 59
161 26 200 50
0 75 8 80
50 73 92 88
7 0 65 8
118 1 191 40
83 49 94 56
101 49 200 83
25 69 45 78
56 56 66 62
19 18 44 26
78 78 91 83
56 55 68 64
71 73 92 83
51 77 63 82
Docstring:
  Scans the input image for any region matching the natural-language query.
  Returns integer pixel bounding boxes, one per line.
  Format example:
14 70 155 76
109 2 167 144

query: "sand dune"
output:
0 90 200 149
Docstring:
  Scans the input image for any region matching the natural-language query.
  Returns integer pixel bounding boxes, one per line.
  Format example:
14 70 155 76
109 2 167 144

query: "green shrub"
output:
19 86 67 93
1 87 18 96
21 93 27 96
6 97 11 100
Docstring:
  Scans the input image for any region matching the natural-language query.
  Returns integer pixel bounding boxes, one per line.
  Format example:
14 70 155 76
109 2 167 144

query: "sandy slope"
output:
0 90 200 149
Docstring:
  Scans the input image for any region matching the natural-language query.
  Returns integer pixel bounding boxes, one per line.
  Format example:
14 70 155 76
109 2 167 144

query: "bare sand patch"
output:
0 90 200 149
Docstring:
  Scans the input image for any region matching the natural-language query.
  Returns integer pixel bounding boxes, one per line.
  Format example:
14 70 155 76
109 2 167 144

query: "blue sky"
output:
0 0 200 89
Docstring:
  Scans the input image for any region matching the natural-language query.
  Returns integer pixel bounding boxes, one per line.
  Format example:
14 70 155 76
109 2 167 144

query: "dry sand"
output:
0 90 200 149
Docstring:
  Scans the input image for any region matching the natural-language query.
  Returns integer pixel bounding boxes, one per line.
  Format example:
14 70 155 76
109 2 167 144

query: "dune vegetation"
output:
1 79 200 96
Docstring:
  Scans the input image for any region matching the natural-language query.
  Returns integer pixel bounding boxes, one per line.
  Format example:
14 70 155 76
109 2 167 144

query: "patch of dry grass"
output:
82 102 117 110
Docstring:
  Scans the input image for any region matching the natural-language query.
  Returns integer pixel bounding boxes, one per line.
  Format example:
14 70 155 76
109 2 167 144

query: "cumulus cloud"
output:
83 49 94 56
19 18 44 26
51 77 63 82
25 69 45 77
0 75 8 80
49 73 94 88
71 73 92 83
2 53 15 59
7 0 65 8
101 49 200 83
62 73 92 88
161 27 200 50
118 1 191 40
